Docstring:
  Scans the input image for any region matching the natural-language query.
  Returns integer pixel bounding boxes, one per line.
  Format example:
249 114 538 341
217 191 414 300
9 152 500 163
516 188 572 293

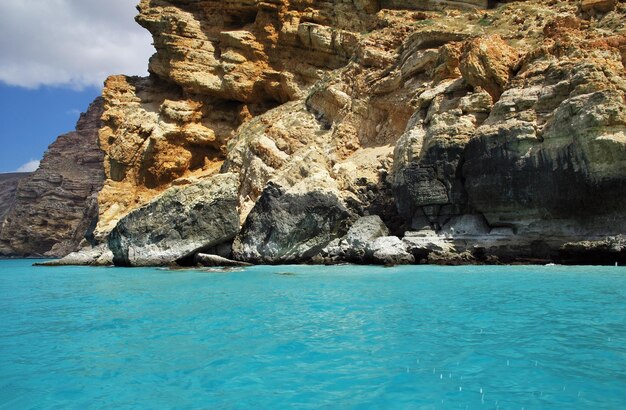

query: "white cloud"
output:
15 159 40 173
0 0 155 89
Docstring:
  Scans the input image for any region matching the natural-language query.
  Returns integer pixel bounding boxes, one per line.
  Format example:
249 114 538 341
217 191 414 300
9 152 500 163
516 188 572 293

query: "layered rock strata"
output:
0 98 105 257
53 0 626 266
0 173 30 224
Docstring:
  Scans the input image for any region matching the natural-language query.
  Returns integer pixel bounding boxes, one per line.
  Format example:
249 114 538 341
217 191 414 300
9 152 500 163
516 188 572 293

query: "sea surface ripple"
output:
1 260 625 409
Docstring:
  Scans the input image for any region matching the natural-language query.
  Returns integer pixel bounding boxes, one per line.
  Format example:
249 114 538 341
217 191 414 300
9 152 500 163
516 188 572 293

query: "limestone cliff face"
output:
94 0 379 238
0 98 105 257
64 0 626 265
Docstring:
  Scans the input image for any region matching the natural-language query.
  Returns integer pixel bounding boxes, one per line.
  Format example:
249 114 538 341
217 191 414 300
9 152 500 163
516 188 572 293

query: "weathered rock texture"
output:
108 173 240 266
0 173 30 224
36 244 113 267
34 0 626 265
195 253 252 267
232 180 351 263
0 98 105 257
561 235 626 265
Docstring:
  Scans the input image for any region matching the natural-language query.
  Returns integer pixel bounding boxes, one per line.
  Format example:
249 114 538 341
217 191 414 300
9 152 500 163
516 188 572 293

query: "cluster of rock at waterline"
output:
32 0 626 266
0 98 105 257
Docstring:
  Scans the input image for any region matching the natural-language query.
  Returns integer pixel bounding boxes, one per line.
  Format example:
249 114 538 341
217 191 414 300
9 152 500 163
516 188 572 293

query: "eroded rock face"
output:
47 0 626 265
0 173 30 224
345 216 391 259
0 98 105 257
580 0 617 14
108 173 240 266
459 35 518 100
463 51 626 246
318 215 391 263
136 0 377 102
232 179 351 264
560 235 626 265
37 244 113 267
94 0 391 238
388 2 626 264
369 236 415 265
95 75 243 238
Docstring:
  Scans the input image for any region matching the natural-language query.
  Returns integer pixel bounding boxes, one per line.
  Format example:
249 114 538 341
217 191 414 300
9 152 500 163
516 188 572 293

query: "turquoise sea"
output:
1 260 625 409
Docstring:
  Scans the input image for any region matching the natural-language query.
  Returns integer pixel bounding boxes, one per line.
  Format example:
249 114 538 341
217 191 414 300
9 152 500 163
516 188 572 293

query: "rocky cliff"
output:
0 98 105 257
52 0 626 266
0 173 31 224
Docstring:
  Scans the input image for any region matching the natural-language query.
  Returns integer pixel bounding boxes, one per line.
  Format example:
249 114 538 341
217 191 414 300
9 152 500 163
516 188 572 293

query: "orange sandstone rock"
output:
459 35 519 100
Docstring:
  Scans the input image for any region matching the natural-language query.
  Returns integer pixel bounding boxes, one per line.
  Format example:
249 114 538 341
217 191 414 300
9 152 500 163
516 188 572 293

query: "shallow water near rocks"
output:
1 260 626 409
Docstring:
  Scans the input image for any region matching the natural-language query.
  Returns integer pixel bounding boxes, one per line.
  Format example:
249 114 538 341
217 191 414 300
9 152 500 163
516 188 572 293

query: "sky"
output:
0 0 155 173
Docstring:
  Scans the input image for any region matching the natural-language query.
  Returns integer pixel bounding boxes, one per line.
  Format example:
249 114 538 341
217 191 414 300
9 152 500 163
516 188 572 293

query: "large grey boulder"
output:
345 215 389 251
108 173 240 266
321 215 390 262
232 181 351 264
368 236 415 265
403 232 453 261
195 253 252 267
36 244 113 266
